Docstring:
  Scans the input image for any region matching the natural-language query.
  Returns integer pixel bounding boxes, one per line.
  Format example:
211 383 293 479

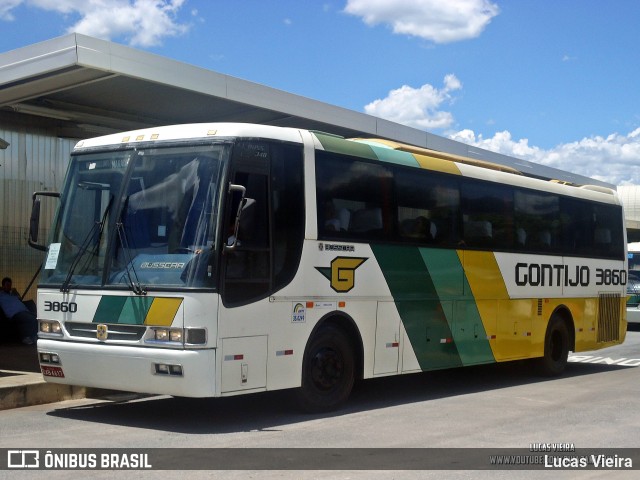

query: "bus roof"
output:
73 122 620 206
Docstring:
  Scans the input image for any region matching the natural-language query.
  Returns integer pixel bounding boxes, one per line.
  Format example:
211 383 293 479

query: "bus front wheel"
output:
296 326 355 413
538 314 570 376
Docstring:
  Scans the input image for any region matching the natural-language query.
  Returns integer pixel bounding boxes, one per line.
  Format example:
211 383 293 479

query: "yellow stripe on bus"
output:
145 297 183 326
413 153 461 175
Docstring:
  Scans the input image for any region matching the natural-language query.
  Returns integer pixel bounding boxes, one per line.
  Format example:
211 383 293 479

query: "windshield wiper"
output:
115 221 146 296
60 195 113 293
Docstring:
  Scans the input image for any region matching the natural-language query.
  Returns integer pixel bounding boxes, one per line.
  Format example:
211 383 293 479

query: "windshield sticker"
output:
44 243 61 270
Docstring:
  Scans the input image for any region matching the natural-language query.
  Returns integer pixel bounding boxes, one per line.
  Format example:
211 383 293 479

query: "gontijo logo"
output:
315 257 368 293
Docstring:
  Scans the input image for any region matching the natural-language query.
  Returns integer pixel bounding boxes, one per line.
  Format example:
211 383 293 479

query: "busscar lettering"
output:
515 264 627 288
140 262 186 269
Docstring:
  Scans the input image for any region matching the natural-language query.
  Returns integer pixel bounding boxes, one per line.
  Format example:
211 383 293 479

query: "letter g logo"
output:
316 256 368 293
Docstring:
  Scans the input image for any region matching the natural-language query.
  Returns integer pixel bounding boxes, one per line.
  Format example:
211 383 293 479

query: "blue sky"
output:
1 0 640 185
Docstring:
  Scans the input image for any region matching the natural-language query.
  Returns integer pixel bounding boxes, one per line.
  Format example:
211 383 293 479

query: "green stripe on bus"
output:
313 132 378 160
93 296 127 324
418 248 495 365
372 245 462 371
93 296 154 325
352 140 421 168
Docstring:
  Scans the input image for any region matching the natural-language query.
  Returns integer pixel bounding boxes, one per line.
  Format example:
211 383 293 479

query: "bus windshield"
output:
41 143 228 291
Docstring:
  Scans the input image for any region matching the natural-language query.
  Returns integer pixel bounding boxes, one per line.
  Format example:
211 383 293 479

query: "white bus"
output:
30 123 627 411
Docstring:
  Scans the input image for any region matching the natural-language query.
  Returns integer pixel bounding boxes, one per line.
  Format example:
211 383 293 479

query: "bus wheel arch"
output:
295 312 363 412
538 307 574 376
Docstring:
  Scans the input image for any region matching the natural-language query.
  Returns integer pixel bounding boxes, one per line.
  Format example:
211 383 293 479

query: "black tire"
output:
537 314 570 376
296 326 355 413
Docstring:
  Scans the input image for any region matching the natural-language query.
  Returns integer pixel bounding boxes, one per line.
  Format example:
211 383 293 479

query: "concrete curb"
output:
0 371 86 410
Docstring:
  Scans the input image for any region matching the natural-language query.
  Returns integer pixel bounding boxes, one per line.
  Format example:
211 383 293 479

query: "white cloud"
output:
0 0 23 20
344 0 499 43
0 0 189 47
364 74 462 130
366 75 640 186
449 128 640 186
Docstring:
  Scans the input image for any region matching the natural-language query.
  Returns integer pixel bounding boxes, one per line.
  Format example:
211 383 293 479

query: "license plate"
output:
41 365 65 378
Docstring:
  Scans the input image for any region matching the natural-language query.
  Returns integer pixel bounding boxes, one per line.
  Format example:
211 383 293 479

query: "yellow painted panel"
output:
459 251 509 300
495 299 533 360
145 297 183 326
414 154 461 175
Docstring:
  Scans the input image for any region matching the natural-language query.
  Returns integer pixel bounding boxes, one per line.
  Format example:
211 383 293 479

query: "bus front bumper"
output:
37 339 217 398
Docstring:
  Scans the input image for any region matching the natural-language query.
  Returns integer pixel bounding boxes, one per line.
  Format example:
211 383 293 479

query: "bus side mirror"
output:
224 183 247 253
29 191 60 251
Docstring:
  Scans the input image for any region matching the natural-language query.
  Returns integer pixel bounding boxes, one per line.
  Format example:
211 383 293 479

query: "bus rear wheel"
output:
296 326 355 413
537 314 570 376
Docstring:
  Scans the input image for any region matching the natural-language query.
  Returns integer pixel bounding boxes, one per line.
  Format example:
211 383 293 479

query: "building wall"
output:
618 186 640 222
0 127 75 301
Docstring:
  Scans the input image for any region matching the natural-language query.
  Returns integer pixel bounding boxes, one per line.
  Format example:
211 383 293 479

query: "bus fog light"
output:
39 352 60 364
155 364 169 374
154 363 183 376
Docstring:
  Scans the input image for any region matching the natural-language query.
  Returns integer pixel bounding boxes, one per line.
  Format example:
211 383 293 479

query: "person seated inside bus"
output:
322 201 350 233
400 216 437 243
0 277 37 345
350 207 382 234
530 229 552 250
463 219 493 247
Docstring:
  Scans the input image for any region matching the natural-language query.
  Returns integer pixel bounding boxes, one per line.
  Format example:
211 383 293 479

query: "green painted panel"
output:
418 248 463 298
355 141 420 168
453 301 495 365
372 244 462 371
313 132 378 161
119 297 154 325
93 296 154 325
419 248 495 365
93 296 127 323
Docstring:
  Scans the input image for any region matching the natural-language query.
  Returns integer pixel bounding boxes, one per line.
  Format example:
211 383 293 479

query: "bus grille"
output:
597 293 621 343
65 322 146 341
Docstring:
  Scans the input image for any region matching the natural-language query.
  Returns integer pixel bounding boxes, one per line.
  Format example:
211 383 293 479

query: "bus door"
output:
218 140 305 393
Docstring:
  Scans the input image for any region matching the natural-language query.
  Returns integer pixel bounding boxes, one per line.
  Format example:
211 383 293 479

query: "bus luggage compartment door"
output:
374 302 400 375
221 336 267 393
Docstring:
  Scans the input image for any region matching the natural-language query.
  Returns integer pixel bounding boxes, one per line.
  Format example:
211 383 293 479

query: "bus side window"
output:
316 151 393 241
394 168 460 247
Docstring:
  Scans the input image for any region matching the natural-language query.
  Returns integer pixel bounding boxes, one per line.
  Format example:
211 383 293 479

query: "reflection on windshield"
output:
42 144 227 290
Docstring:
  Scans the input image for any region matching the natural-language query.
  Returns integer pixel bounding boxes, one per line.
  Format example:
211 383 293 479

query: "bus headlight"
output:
40 320 63 335
151 327 183 343
147 327 206 346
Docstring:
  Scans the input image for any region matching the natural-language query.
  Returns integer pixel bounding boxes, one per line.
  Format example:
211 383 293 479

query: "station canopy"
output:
0 33 611 188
